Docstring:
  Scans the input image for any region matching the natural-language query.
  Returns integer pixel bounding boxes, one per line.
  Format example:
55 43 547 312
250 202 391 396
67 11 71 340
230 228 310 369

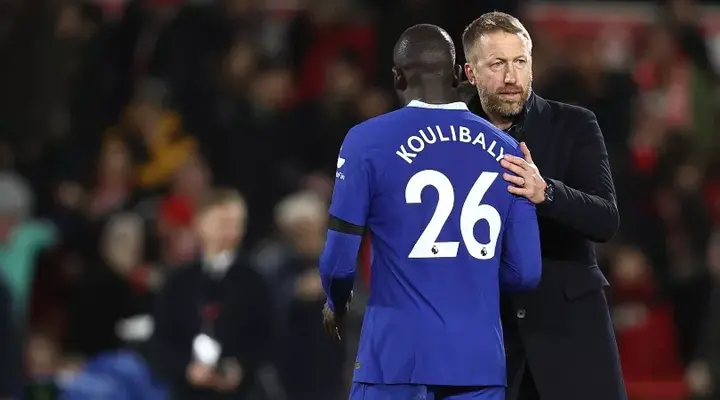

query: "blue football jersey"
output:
328 100 542 387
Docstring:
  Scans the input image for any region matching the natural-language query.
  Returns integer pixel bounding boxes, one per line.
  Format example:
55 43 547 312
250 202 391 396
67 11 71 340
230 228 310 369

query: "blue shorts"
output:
350 383 504 400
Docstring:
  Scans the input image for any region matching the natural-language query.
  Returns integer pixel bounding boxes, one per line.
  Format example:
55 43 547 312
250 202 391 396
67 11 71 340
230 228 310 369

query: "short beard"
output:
478 82 532 120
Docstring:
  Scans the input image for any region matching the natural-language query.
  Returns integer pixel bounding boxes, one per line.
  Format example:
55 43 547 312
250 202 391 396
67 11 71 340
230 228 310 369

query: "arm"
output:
319 129 372 313
536 110 620 242
500 196 542 292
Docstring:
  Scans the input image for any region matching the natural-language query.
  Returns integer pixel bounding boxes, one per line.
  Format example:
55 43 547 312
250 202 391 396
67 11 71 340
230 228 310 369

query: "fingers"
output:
322 303 343 341
500 159 527 176
502 154 526 167
503 173 525 186
325 320 342 341
507 185 530 196
520 142 533 163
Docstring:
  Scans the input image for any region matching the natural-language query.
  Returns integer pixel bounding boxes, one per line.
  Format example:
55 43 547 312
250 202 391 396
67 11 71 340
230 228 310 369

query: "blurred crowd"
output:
0 0 718 399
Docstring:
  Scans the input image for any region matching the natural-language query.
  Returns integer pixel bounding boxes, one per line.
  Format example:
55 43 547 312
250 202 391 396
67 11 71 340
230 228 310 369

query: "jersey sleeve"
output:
500 197 542 292
320 127 374 312
499 169 542 292
328 128 373 227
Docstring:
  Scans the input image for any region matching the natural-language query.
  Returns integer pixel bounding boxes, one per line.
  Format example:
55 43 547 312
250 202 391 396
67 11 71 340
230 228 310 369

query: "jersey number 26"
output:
405 170 501 260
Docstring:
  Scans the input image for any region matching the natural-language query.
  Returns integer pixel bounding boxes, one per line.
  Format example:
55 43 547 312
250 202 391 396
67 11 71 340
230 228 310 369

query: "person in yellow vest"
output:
106 79 198 190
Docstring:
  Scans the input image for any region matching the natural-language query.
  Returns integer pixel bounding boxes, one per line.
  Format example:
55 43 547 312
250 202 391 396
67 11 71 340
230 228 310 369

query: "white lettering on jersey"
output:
395 125 506 164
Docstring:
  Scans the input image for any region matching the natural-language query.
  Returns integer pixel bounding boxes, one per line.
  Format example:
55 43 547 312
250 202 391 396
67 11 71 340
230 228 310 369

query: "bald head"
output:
393 24 456 85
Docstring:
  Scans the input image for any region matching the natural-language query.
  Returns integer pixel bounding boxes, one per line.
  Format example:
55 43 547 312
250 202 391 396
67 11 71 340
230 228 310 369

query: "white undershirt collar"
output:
203 251 235 278
406 100 469 111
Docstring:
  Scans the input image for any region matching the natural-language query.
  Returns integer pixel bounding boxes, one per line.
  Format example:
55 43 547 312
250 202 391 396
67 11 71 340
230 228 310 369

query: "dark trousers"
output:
514 362 540 400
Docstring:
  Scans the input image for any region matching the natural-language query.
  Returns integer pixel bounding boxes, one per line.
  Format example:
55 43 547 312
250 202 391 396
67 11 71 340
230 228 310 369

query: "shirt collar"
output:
407 100 469 111
203 251 235 278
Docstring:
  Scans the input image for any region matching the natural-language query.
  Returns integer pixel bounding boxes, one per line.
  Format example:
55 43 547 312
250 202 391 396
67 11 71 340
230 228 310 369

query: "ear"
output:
392 67 407 91
451 65 463 88
464 63 476 85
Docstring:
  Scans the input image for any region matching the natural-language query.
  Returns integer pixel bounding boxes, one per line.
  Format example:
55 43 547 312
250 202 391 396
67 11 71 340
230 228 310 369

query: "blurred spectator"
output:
88 139 135 218
25 331 62 397
257 190 347 399
108 79 197 191
64 212 156 359
152 189 273 399
0 172 57 321
157 156 210 265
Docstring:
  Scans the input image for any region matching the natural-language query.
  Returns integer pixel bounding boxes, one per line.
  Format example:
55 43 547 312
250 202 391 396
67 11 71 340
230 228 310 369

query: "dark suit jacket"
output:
461 85 627 400
151 256 274 400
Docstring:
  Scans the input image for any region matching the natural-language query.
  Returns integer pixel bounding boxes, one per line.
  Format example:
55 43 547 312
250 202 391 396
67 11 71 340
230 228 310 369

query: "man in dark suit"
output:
459 12 626 400
152 189 273 399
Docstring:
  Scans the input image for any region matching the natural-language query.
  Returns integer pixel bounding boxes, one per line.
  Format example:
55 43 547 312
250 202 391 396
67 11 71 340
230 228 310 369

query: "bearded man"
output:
459 12 627 400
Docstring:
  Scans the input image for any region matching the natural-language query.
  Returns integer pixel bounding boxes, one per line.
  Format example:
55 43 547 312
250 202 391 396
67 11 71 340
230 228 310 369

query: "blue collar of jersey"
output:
406 100 469 111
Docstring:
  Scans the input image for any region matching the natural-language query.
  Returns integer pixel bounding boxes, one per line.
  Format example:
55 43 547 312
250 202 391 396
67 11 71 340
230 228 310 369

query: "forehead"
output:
203 202 245 219
473 31 530 59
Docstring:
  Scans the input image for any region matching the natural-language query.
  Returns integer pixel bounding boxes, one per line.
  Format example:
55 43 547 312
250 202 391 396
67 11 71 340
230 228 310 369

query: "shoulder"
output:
487 119 521 152
465 112 522 155
536 95 598 126
497 131 522 156
531 95 603 144
342 109 409 154
348 108 408 137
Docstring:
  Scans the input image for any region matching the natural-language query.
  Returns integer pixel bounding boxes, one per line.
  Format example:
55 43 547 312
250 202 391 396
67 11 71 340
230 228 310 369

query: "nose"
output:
504 67 517 84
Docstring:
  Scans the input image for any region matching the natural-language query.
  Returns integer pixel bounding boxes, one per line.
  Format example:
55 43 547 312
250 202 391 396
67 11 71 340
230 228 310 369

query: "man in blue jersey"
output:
318 24 542 400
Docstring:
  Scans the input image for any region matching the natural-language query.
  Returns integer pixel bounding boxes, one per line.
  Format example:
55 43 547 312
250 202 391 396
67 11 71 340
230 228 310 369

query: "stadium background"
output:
0 0 718 398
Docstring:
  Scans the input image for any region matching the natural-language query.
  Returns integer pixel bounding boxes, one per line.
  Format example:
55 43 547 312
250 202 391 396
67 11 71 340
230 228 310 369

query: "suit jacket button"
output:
516 308 526 319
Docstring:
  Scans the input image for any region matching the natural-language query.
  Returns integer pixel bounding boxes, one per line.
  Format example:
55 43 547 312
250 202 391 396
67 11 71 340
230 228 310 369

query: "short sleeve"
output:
328 128 372 226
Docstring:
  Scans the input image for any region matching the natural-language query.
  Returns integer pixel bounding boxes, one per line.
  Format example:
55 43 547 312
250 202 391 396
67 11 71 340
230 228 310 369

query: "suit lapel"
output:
518 94 554 169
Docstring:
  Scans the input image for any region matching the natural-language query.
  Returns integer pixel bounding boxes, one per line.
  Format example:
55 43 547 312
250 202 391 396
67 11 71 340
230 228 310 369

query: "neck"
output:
485 112 513 130
203 246 228 260
480 102 514 130
403 87 458 106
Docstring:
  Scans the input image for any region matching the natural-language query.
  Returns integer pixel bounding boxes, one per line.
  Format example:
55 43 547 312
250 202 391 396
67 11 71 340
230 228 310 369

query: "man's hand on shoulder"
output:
501 142 547 204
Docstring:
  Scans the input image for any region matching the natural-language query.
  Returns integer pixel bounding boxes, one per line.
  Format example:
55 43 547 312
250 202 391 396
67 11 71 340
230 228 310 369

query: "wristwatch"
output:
542 179 555 204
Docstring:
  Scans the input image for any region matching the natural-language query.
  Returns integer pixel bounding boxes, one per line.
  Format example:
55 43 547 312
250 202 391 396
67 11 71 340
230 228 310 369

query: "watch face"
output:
545 184 554 202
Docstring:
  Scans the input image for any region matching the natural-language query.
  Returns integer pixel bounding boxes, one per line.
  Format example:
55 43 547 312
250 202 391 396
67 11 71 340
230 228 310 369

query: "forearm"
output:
319 229 362 312
537 178 620 242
